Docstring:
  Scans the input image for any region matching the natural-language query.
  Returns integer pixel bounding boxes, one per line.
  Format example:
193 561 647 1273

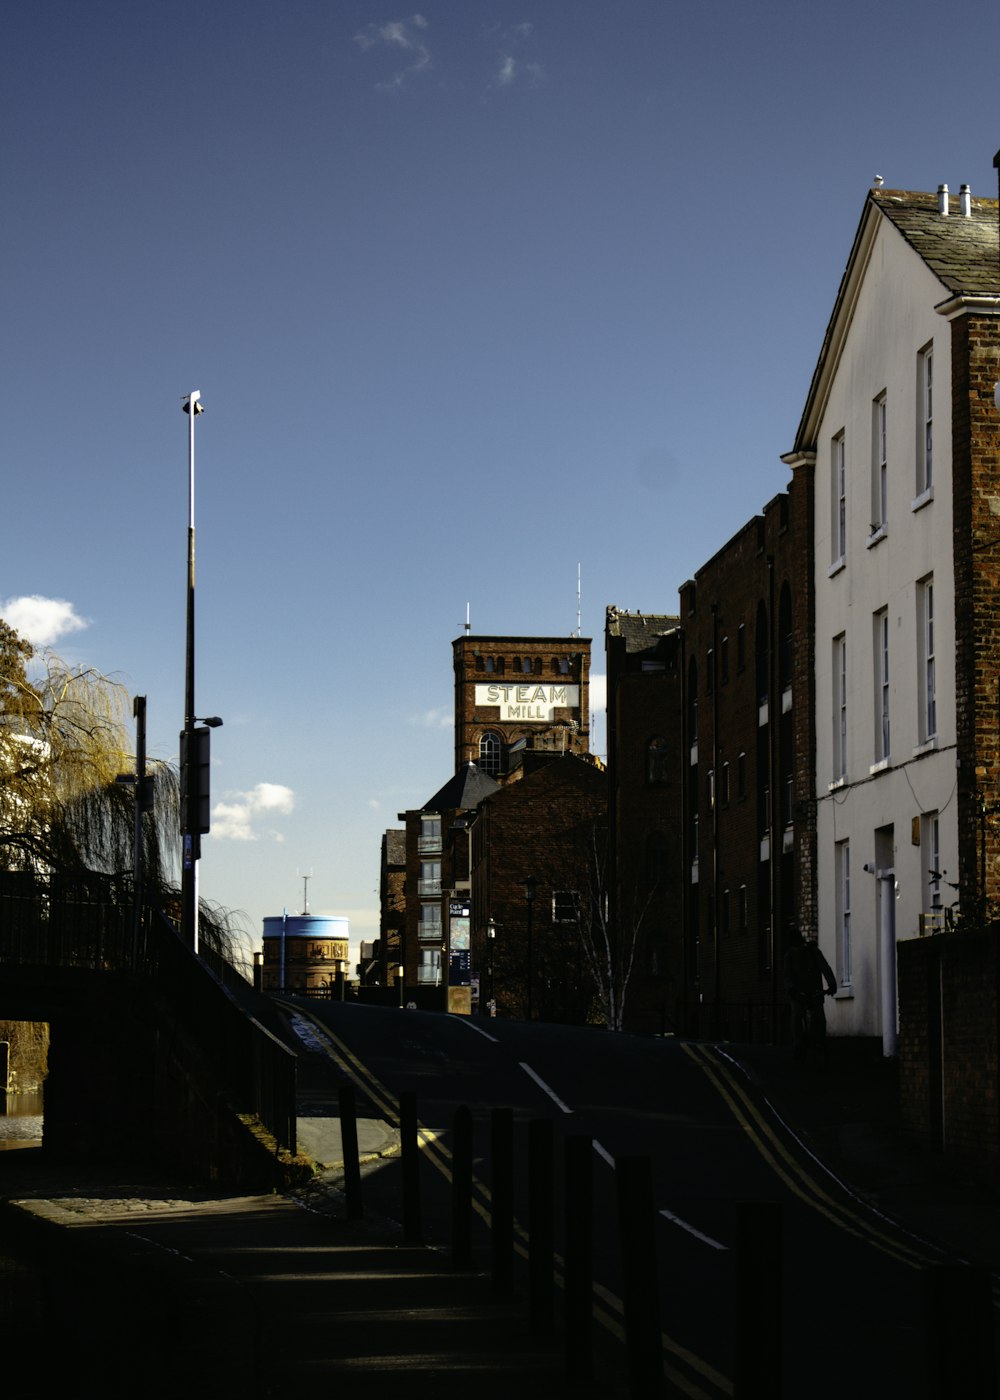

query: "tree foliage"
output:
0 620 249 975
0 619 176 882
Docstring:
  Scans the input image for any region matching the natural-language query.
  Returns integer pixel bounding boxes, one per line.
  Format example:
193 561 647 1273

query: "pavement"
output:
1 1034 999 1397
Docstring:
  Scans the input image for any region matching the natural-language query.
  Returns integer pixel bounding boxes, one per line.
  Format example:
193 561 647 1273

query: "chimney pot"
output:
960 183 972 216
938 183 950 215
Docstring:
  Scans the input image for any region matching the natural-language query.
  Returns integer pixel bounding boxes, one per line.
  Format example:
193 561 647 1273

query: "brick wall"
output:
472 754 607 1024
898 927 1000 1180
453 634 591 776
678 470 815 1033
952 312 1000 912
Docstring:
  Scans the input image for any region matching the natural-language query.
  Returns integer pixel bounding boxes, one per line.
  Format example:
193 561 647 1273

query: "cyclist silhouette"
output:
783 925 837 1061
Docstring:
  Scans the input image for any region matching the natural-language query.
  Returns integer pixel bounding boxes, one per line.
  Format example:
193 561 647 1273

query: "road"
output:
281 998 987 1400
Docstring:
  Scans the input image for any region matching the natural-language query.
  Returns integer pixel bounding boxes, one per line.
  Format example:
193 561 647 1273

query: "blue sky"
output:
4 0 1000 958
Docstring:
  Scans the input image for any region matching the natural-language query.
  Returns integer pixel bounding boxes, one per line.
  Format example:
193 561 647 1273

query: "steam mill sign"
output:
474 683 580 722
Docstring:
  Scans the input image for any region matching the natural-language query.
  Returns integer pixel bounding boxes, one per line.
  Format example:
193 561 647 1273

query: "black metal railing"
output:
0 871 297 1154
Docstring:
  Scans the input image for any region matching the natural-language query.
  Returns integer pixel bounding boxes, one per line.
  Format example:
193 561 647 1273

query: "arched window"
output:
484 656 495 673
479 731 502 776
647 736 669 784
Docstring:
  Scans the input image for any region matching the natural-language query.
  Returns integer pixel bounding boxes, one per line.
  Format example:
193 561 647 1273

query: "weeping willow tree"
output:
0 620 249 976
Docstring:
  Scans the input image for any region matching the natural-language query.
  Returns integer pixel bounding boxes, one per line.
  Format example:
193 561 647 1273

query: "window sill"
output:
828 556 846 578
834 986 854 1001
828 777 847 792
869 758 891 776
911 485 934 513
912 737 938 757
866 525 888 548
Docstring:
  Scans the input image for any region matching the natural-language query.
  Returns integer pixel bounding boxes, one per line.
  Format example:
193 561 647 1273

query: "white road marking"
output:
658 1209 728 1252
592 1138 728 1252
452 1016 499 1043
519 1062 574 1114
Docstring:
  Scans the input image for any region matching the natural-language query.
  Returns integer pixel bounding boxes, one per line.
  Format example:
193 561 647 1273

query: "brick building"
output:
385 631 601 1018
375 828 406 988
604 609 685 1032
678 480 815 1041
469 752 608 1023
453 633 590 779
396 762 499 1012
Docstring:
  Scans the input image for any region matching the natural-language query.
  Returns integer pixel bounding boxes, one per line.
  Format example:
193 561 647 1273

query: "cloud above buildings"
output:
212 783 295 842
354 14 431 90
487 20 544 92
416 706 453 729
1 595 89 648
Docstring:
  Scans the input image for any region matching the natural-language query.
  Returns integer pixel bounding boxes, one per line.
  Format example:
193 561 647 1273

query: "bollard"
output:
734 1200 782 1398
491 1106 514 1295
528 1117 555 1333
615 1155 663 1397
564 1133 594 1382
400 1090 421 1243
451 1104 474 1267
338 1083 363 1221
925 1262 997 1399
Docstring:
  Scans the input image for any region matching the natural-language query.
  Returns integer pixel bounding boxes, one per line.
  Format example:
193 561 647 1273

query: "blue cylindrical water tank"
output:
261 913 350 992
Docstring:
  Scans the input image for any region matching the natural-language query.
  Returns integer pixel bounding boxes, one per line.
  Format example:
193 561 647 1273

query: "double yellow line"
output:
683 1042 949 1273
283 1002 734 1399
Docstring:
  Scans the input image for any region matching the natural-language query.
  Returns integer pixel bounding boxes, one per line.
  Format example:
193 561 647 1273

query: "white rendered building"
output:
783 182 1000 1054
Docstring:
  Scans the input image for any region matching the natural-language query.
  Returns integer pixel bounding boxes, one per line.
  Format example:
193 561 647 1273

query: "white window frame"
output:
919 577 937 742
835 840 852 987
917 344 933 495
831 431 847 567
872 393 888 533
832 633 847 782
874 608 890 764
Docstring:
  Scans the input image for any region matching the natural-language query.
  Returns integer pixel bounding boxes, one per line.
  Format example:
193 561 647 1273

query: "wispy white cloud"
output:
413 706 453 730
487 20 544 93
1 595 88 648
212 782 295 842
354 14 431 90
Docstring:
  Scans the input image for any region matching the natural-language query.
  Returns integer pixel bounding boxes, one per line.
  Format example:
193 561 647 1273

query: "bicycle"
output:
793 990 834 1067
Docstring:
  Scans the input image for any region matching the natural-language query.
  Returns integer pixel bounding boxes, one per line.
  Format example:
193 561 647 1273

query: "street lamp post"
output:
523 876 537 1021
179 392 222 954
180 390 202 952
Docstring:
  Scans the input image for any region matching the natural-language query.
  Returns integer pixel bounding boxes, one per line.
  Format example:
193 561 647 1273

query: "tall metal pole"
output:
133 695 146 970
181 390 201 953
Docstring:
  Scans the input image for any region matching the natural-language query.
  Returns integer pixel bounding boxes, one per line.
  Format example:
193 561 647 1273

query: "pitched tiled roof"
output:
423 762 500 813
873 189 1000 296
606 608 679 655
